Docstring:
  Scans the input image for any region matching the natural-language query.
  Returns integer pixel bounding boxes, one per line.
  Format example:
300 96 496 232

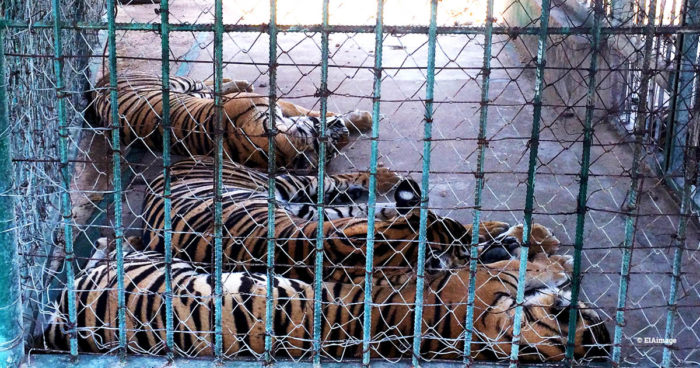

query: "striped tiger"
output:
42 249 610 362
92 73 373 171
140 157 512 283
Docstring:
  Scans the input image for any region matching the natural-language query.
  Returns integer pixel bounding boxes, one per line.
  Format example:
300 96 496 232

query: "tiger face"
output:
439 258 611 362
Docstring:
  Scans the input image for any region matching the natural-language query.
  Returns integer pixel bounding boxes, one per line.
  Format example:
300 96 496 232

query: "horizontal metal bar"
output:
2 53 693 75
27 354 615 368
3 19 700 35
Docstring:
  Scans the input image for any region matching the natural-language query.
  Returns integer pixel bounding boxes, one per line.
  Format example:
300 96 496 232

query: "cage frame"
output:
0 0 699 365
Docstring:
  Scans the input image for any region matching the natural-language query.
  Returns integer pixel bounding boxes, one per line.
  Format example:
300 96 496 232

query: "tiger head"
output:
437 258 611 362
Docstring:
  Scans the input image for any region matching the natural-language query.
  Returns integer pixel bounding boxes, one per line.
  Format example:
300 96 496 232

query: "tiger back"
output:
140 157 511 283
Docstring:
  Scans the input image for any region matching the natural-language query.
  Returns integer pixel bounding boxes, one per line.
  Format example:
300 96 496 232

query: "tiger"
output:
140 156 514 283
91 73 374 171
41 247 610 362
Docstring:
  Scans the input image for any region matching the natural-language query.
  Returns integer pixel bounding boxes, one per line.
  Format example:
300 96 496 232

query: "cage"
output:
0 0 698 366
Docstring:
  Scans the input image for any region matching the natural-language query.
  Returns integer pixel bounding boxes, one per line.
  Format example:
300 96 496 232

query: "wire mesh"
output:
0 0 698 366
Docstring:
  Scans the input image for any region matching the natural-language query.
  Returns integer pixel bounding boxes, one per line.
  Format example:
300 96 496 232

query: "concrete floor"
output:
68 0 699 365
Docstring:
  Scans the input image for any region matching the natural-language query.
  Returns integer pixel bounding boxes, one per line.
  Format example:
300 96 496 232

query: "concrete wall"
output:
500 0 635 122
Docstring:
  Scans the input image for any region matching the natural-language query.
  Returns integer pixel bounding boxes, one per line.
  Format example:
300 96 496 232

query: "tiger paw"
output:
222 79 254 94
343 110 373 133
529 223 560 256
478 221 511 241
374 163 401 194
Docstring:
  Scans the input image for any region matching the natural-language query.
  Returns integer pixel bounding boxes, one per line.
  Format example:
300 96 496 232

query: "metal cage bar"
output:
362 0 385 365
661 0 699 364
312 0 331 364
666 0 699 174
3 19 700 35
564 0 604 360
661 133 696 367
508 0 552 362
105 0 126 357
50 0 79 359
611 0 658 362
213 0 225 359
411 0 439 365
0 21 24 367
158 0 175 359
464 0 496 361
264 0 279 363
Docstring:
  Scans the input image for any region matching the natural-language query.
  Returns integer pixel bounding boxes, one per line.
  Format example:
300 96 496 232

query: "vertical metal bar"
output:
361 0 384 365
105 0 126 357
213 0 224 360
564 0 603 361
312 0 330 364
159 0 174 359
411 0 438 366
611 0 658 363
0 22 24 367
663 0 685 172
508 0 551 362
662 3 699 364
668 0 699 174
264 0 278 364
50 0 78 359
464 0 495 361
661 129 696 367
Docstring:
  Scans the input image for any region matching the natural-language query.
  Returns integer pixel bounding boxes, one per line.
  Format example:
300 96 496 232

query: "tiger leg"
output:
283 201 400 221
274 115 352 170
280 177 412 221
478 223 560 264
277 100 373 133
276 165 400 204
203 78 254 93
276 100 333 118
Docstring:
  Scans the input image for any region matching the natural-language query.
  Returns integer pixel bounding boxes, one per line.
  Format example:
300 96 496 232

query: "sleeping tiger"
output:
92 73 373 170
42 247 610 361
140 157 516 283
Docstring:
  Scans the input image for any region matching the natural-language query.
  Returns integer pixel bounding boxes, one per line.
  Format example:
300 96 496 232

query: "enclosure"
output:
0 0 699 366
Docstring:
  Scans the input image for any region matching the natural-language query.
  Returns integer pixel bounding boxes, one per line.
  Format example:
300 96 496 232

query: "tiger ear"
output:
394 178 421 215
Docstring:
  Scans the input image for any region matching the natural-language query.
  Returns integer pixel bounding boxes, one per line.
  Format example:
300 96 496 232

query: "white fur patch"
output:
221 273 245 293
398 190 415 201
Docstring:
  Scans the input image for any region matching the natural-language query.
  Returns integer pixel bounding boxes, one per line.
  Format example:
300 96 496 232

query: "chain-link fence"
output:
0 0 698 366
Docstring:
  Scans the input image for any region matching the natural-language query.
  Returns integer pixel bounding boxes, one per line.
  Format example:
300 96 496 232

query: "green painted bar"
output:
507 0 552 362
159 0 175 359
0 21 24 368
361 0 384 365
611 0 658 363
213 0 225 360
50 0 79 358
662 1 699 365
564 0 603 361
464 0 495 361
661 147 695 367
411 0 439 366
2 19 700 35
105 0 126 357
667 0 699 174
264 0 279 363
25 354 611 368
312 0 331 364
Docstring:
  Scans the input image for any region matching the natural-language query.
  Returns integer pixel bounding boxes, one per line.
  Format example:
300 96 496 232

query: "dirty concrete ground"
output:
65 0 700 365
